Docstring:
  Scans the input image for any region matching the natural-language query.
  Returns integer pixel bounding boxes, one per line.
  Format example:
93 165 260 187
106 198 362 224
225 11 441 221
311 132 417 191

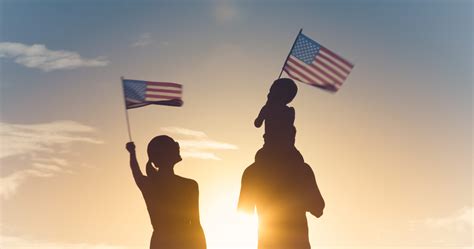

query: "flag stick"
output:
120 76 133 141
278 28 303 79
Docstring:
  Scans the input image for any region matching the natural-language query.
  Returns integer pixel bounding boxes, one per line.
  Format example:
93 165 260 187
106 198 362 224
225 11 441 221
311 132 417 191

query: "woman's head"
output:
147 135 182 168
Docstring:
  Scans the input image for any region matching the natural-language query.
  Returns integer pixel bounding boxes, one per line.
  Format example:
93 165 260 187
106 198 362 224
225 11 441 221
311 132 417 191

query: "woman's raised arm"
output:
126 142 147 189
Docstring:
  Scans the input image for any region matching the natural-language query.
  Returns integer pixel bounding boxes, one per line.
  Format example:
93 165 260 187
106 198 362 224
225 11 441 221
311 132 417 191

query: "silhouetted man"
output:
238 158 324 249
239 78 325 249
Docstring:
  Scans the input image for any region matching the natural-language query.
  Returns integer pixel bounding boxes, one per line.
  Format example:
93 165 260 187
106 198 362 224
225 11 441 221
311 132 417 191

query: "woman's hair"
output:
147 135 177 159
146 135 180 170
146 161 157 177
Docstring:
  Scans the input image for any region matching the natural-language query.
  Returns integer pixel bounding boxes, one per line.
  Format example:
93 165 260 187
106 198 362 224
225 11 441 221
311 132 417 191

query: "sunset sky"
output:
0 1 472 249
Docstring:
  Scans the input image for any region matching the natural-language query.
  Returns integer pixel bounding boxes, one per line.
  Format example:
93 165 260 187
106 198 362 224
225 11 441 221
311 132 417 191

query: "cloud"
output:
0 120 103 199
161 127 237 160
0 120 102 159
425 206 473 231
0 234 129 249
161 127 207 138
178 139 238 150
407 206 473 247
0 171 30 199
180 151 221 161
0 42 109 71
0 169 54 199
130 33 154 47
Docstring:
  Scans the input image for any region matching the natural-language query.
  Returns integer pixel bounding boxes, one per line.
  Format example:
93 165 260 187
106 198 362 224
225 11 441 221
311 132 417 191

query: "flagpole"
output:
278 28 303 79
120 76 133 142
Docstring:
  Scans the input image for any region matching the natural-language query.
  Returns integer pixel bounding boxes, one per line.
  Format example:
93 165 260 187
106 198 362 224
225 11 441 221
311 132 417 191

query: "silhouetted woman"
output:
126 136 206 249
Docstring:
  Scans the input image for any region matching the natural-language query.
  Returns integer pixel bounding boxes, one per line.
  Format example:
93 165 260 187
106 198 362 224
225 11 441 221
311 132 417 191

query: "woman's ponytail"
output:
146 160 157 177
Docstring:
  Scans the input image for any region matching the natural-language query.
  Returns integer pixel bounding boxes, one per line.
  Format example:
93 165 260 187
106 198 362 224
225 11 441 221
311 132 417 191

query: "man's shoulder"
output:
295 163 317 183
242 163 259 176
242 162 269 182
299 163 316 176
301 163 314 172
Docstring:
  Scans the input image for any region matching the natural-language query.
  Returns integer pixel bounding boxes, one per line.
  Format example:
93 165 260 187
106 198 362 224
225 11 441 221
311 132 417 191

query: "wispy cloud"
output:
0 169 52 199
425 206 473 231
0 121 103 199
0 42 109 71
0 234 129 249
406 206 473 246
161 127 237 160
178 140 238 150
130 33 154 47
0 120 102 159
161 127 207 138
0 171 30 199
179 151 221 161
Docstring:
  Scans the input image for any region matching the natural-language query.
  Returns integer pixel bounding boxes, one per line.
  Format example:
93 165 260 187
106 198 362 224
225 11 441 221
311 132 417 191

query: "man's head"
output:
268 78 298 104
147 135 182 168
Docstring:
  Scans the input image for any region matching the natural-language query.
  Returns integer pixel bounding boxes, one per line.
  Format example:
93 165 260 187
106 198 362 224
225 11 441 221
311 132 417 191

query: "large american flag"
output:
283 33 354 92
122 79 183 109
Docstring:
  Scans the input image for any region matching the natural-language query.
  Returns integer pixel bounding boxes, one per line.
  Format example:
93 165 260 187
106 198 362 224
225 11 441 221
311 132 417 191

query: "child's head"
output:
267 78 298 105
147 135 182 168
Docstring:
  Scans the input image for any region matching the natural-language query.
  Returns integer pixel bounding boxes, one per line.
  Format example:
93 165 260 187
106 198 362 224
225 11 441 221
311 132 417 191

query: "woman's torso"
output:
141 175 196 249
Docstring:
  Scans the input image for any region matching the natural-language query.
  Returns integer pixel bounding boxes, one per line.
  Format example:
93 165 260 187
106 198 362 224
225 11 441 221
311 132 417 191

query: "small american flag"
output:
283 32 354 92
122 79 183 109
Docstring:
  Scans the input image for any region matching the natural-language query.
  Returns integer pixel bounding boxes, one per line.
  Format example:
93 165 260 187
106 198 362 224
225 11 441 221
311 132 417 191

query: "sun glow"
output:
203 194 259 249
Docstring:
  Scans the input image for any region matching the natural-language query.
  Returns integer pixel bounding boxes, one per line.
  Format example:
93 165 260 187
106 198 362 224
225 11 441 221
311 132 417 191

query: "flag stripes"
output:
145 86 182 101
123 79 183 109
283 33 354 92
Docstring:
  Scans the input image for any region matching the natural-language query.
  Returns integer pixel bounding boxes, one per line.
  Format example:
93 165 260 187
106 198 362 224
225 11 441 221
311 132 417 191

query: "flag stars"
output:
291 34 321 64
284 32 353 93
124 80 147 99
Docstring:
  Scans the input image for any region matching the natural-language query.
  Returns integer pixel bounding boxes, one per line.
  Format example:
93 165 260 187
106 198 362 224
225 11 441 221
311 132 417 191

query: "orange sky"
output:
1 1 472 249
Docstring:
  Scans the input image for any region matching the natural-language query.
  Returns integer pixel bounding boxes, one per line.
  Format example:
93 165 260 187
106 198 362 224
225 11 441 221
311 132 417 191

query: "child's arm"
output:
254 105 267 128
126 142 148 189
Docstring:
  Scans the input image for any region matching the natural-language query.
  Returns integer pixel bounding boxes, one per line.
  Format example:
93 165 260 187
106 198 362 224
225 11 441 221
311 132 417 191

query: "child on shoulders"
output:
254 78 304 164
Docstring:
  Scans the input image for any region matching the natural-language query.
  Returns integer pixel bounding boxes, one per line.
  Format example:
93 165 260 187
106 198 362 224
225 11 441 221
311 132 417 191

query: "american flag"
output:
283 33 354 92
122 79 183 109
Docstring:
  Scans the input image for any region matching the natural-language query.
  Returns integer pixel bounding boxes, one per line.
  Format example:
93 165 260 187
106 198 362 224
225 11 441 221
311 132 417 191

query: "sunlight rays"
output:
203 194 258 249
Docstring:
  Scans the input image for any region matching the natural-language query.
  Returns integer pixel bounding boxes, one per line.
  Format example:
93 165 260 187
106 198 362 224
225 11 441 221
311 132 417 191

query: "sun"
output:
202 194 259 249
